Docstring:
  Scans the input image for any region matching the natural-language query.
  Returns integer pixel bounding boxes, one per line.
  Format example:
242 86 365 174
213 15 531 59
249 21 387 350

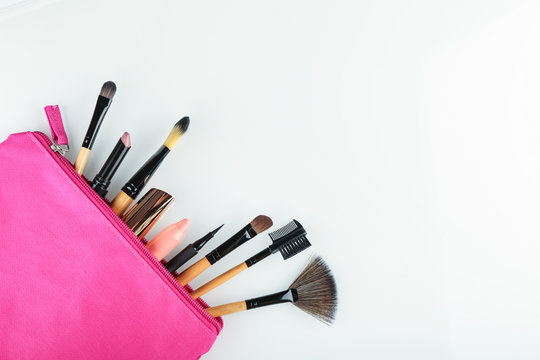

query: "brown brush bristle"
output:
100 81 117 99
250 215 273 234
289 256 337 325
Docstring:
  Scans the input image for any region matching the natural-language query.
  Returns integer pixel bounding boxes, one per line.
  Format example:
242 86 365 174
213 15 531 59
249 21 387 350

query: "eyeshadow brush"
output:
176 215 273 286
75 81 117 175
206 256 337 325
190 220 310 299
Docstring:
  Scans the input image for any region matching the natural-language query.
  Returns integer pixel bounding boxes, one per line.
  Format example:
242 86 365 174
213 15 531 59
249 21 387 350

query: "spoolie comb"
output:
206 255 338 325
190 220 310 299
268 220 311 259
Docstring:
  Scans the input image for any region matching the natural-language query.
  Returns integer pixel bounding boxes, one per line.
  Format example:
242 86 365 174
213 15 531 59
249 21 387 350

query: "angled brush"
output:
110 117 189 216
206 255 338 325
75 81 117 175
190 220 310 299
176 215 273 286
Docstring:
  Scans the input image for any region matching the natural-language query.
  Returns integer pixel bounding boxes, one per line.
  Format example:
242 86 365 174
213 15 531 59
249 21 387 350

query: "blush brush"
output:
190 220 310 299
175 215 273 286
206 255 338 325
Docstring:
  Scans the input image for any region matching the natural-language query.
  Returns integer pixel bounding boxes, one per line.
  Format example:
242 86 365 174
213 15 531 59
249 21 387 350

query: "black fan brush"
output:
190 220 311 299
206 255 337 325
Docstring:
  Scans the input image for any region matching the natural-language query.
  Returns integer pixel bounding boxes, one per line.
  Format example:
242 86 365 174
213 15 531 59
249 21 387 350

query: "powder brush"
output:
206 256 337 325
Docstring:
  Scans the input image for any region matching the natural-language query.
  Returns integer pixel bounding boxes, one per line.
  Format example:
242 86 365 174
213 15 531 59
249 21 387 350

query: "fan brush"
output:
206 255 337 325
190 219 310 299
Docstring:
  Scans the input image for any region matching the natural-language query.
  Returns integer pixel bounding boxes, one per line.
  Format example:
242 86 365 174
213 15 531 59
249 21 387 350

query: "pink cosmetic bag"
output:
0 106 222 359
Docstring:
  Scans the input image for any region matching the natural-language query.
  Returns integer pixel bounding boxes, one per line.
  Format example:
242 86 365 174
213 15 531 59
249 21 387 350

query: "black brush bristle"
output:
268 220 311 260
178 116 190 135
279 234 311 260
289 256 337 325
100 81 117 99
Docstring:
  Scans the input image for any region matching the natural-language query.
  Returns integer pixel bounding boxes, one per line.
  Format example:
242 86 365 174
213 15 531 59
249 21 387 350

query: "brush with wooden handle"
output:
74 81 116 175
190 220 310 299
206 256 338 325
175 215 273 286
110 117 189 216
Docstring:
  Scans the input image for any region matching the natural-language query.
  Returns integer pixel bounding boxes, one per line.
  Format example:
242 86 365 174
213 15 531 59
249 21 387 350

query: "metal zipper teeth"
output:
33 131 223 332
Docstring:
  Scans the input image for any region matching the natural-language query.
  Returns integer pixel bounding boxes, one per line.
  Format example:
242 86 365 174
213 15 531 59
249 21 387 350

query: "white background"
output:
1 1 540 359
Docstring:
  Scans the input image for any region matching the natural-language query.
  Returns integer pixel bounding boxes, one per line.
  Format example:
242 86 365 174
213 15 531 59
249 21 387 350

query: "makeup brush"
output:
110 117 190 216
90 132 131 198
74 81 117 175
165 224 224 274
206 256 337 325
190 220 310 299
176 215 273 286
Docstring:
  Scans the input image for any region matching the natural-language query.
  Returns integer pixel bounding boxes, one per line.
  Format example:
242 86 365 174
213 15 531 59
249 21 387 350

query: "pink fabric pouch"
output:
0 106 222 359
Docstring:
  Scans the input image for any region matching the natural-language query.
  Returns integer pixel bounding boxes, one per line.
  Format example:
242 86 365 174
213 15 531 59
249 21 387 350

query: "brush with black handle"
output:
110 117 190 216
75 81 117 175
206 256 338 325
190 220 310 299
175 215 273 286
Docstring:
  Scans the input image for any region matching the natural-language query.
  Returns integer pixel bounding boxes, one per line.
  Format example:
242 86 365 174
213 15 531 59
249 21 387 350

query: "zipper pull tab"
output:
44 105 69 155
50 142 69 155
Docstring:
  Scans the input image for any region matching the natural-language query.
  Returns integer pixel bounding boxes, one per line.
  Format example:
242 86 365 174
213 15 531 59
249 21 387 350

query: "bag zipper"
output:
33 131 223 333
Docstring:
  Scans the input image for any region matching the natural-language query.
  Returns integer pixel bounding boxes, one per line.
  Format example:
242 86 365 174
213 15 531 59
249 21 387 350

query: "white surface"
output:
1 1 540 359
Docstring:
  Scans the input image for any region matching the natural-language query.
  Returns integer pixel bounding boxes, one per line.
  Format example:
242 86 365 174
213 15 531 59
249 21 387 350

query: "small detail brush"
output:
176 215 273 286
165 224 224 274
206 256 338 325
110 117 189 216
190 220 310 299
90 132 131 198
75 81 117 175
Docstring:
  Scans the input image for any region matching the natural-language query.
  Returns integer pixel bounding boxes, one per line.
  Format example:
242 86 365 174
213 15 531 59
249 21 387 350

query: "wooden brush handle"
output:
206 301 247 317
74 147 90 175
176 257 211 286
110 190 133 216
190 262 248 299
